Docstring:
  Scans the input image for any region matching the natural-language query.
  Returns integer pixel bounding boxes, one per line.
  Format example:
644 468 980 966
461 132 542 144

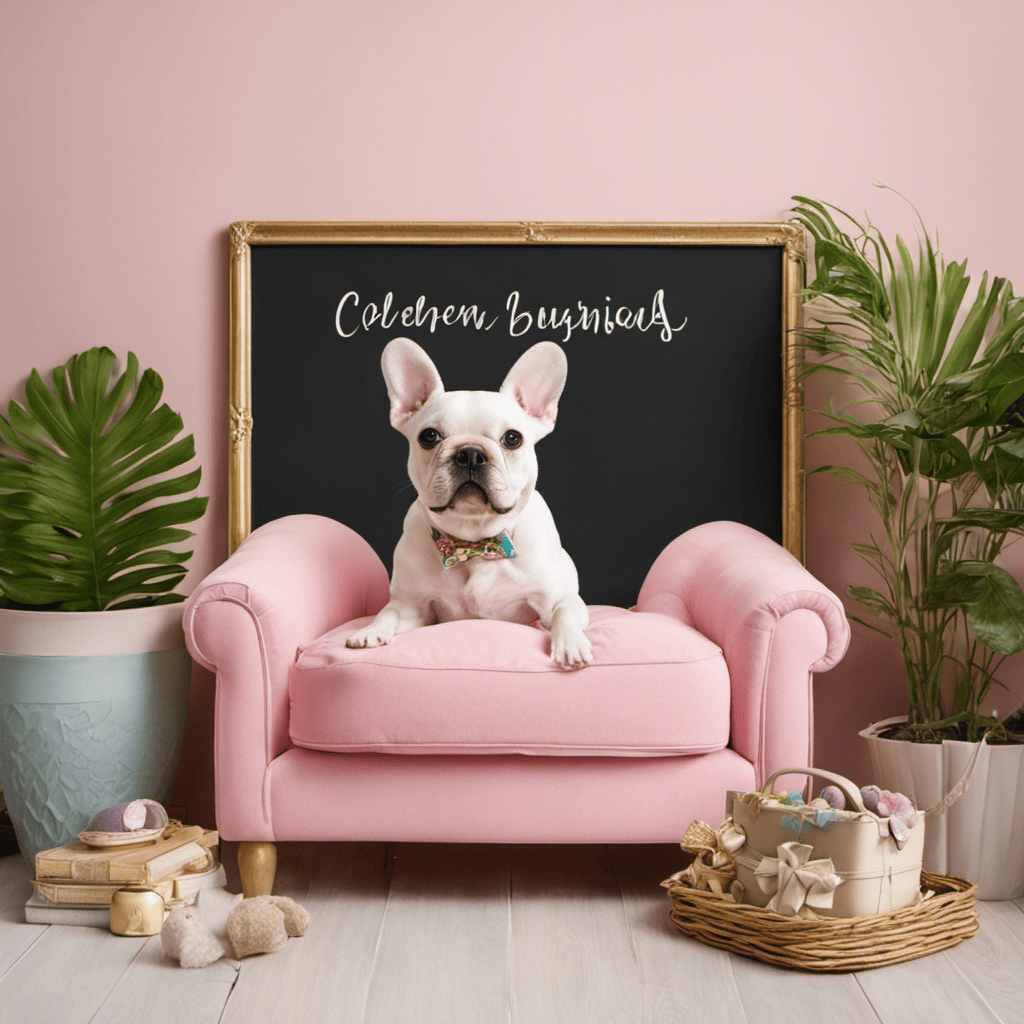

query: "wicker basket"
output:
665 871 978 972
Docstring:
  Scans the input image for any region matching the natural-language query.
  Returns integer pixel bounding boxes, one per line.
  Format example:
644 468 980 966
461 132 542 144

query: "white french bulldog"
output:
346 337 593 669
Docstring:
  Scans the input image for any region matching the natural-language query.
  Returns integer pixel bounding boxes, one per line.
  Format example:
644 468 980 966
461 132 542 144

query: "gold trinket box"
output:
109 885 165 936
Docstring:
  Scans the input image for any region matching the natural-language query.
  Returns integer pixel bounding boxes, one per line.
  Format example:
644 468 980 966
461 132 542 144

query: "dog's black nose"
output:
453 445 488 469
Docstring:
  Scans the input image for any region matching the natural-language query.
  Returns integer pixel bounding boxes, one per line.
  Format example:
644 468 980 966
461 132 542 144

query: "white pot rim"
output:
859 716 910 741
0 602 186 657
861 715 1024 751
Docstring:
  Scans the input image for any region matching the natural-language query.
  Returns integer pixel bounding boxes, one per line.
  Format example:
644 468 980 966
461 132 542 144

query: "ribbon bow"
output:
754 841 843 918
431 527 516 568
665 819 748 899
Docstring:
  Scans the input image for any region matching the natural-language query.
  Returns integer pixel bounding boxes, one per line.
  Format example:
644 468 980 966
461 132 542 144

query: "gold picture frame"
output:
227 221 805 559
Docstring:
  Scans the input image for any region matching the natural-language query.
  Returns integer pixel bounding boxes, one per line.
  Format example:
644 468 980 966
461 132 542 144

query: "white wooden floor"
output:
1 841 1022 1024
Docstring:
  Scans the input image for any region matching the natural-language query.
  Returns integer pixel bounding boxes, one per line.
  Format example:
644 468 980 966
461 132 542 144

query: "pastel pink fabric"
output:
290 606 730 756
183 515 390 839
637 520 850 785
182 516 849 841
267 747 757 843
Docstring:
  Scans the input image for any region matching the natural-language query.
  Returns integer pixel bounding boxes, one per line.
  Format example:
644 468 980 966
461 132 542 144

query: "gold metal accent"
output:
238 841 277 897
228 223 253 553
228 222 805 562
229 405 253 451
109 886 165 936
781 223 806 563
230 221 256 260
781 222 805 260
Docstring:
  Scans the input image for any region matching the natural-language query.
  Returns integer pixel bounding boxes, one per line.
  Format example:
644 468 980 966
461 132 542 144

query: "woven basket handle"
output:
760 766 868 813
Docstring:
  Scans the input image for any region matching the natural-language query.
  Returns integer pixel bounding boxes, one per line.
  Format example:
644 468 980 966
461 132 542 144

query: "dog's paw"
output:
345 623 395 649
550 625 593 671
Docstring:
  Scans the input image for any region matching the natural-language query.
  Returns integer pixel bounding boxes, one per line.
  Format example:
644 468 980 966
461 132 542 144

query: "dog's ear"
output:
381 338 444 429
500 342 566 439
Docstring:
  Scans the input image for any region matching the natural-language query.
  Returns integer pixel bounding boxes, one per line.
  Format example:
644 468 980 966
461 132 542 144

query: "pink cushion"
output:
289 606 730 756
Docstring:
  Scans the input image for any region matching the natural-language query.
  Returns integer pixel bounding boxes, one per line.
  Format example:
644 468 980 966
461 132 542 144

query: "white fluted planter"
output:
861 716 1024 900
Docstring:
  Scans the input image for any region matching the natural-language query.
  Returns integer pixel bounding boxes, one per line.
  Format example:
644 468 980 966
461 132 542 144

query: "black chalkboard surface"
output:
232 224 802 610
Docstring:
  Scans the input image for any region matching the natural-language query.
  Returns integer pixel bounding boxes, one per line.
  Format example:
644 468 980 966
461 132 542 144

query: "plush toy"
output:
228 895 310 958
161 887 310 968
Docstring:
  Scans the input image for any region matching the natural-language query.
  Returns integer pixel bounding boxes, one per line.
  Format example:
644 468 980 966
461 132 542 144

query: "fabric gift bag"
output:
728 768 924 919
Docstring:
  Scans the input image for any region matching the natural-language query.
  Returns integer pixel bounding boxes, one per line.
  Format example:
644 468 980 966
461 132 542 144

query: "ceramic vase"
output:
861 715 1024 900
0 604 191 865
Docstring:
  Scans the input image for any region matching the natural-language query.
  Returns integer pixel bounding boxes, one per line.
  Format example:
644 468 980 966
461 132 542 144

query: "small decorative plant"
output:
791 186 1024 742
0 347 208 611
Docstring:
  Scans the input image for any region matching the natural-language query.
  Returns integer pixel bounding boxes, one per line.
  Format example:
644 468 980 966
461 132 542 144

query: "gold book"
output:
33 876 178 906
34 827 218 885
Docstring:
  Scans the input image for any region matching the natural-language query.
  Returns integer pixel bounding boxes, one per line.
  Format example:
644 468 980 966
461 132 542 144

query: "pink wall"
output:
4 2 1023 824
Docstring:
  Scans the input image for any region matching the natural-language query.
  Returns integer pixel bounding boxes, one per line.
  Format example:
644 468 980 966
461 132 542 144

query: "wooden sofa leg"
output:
239 841 277 897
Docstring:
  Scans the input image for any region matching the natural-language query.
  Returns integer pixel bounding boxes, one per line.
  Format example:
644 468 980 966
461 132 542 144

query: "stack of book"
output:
26 824 223 926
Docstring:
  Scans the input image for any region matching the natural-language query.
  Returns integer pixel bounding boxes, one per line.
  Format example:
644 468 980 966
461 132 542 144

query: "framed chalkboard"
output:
227 222 804 610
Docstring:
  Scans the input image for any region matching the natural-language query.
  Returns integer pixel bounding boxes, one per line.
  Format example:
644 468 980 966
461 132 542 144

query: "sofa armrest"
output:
183 514 390 838
636 521 850 786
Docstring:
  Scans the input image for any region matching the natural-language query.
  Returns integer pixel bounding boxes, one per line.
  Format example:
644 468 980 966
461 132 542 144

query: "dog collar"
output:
430 527 516 568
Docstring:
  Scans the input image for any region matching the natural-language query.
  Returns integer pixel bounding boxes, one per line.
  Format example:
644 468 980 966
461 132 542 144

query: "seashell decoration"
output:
84 799 168 833
888 815 911 847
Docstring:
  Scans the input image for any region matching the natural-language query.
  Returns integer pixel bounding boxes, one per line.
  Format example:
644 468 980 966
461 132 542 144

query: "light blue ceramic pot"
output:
0 605 192 865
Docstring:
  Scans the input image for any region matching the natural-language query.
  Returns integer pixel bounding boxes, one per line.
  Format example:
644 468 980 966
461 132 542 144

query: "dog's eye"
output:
417 428 442 449
501 430 523 450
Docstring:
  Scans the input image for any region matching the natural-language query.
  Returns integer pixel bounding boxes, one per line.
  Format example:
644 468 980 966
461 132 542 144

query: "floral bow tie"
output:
430 527 516 568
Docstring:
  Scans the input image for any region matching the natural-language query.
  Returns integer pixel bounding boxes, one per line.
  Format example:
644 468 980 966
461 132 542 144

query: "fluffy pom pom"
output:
877 790 917 827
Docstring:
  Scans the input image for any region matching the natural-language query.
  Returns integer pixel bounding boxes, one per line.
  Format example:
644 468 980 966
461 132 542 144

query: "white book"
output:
174 863 226 900
24 894 133 927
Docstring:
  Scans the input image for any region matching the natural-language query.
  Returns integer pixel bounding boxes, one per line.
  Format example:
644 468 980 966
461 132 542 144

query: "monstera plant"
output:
0 346 208 610
0 346 208 863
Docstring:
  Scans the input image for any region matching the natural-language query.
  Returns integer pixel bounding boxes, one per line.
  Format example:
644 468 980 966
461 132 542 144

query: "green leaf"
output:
975 447 1024 500
805 464 877 489
99 434 195 499
897 435 972 481
96 351 139 430
927 562 1024 655
971 352 1024 423
936 508 1024 532
0 348 207 609
939 274 1006 381
100 497 209 554
930 260 970 376
23 370 82 455
847 585 896 619
108 593 186 610
97 467 202 530
810 418 913 450
846 611 894 637
996 434 1024 459
106 527 195 562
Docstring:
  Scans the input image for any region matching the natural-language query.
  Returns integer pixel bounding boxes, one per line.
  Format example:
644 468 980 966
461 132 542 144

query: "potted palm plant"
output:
0 347 208 863
792 186 1024 899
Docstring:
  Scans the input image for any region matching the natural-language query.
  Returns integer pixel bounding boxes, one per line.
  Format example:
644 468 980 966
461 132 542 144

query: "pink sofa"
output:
183 515 849 892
